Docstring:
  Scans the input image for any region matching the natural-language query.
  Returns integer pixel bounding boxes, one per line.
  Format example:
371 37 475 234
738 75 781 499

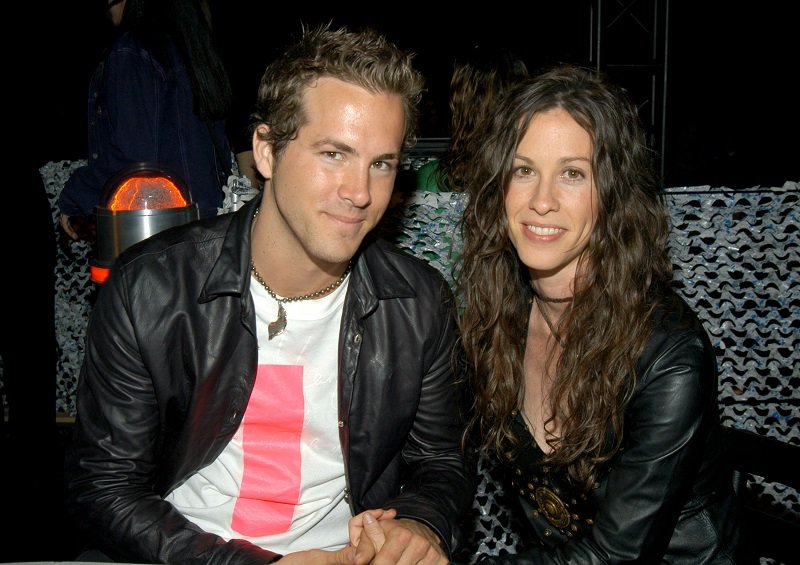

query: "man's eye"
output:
372 161 394 171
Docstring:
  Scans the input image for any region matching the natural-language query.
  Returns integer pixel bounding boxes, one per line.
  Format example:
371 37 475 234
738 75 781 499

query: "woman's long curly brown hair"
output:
457 65 675 491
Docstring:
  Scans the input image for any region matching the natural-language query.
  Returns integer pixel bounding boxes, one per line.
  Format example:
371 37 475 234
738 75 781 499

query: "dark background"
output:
2 0 797 561
22 0 800 189
218 1 799 190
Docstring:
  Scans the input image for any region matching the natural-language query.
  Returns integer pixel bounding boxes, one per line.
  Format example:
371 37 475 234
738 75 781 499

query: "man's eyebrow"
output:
312 138 400 162
374 151 401 162
312 138 355 155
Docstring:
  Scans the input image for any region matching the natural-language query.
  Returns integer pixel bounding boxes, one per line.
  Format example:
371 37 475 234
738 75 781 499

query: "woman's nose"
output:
529 178 557 214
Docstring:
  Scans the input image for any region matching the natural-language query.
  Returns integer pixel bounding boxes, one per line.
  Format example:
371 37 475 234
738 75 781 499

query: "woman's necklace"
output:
530 283 573 303
536 293 573 303
250 208 352 340
534 295 565 347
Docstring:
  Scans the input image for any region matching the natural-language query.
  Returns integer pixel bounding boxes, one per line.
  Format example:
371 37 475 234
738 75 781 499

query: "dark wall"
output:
23 2 798 189
215 1 799 189
3 2 108 559
665 2 798 188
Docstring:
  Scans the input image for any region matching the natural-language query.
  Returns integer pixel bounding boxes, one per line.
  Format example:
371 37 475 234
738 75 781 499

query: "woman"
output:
59 0 234 238
457 66 743 563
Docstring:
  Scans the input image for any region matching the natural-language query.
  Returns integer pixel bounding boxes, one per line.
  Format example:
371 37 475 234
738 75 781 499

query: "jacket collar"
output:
200 194 260 302
200 193 418 311
347 236 417 318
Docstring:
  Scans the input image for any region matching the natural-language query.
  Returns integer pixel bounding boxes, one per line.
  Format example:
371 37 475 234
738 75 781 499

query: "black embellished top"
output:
502 413 602 549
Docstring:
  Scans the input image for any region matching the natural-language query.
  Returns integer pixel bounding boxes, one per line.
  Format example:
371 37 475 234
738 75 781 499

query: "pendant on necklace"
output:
268 303 287 340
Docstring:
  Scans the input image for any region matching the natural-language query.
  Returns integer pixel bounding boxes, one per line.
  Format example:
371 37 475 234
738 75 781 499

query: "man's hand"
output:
275 545 358 564
351 509 449 564
348 507 395 563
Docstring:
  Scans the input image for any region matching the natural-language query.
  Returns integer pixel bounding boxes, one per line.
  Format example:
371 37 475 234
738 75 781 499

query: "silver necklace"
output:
250 208 352 339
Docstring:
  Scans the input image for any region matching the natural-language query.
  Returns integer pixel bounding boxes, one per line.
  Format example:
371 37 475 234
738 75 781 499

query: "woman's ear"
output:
252 125 274 180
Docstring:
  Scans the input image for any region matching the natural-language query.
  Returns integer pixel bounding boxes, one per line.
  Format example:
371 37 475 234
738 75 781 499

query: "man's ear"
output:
252 125 274 180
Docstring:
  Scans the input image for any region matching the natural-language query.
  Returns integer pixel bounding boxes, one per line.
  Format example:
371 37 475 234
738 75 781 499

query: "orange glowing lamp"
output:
92 163 199 284
107 175 190 211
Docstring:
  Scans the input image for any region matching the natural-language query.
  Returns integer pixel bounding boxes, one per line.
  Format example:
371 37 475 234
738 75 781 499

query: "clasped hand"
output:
277 508 448 564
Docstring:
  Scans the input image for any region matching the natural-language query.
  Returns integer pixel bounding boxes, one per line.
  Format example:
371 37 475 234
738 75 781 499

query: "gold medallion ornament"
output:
535 486 571 529
250 208 352 340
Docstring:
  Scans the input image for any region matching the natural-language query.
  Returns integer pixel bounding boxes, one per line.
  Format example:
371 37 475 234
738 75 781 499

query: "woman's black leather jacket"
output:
479 298 742 564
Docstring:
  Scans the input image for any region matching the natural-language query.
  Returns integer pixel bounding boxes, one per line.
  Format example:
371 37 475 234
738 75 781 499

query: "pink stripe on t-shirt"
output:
232 364 304 535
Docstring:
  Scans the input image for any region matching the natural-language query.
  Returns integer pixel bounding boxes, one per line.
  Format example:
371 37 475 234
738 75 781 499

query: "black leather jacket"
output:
64 195 471 565
479 297 742 564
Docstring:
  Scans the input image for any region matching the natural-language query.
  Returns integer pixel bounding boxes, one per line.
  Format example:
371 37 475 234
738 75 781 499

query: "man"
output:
64 24 470 565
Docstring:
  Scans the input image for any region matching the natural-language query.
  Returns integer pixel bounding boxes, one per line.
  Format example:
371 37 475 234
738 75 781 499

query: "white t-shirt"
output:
165 274 351 553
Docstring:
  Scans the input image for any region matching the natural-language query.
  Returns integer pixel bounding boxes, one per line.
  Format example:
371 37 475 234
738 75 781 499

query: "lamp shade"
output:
92 163 199 283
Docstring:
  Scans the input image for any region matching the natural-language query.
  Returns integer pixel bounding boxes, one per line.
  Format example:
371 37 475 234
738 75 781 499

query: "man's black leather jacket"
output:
64 195 471 565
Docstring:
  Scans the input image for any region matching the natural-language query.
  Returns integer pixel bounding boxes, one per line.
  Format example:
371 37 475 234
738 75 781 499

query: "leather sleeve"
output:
383 279 473 557
339 245 473 559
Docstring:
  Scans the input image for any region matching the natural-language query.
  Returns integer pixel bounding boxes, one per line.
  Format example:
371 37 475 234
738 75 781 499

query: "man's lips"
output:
326 211 367 227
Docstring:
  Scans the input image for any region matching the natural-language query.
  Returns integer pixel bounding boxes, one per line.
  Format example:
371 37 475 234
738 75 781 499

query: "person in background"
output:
457 65 742 563
417 45 528 193
64 23 470 565
59 0 234 239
